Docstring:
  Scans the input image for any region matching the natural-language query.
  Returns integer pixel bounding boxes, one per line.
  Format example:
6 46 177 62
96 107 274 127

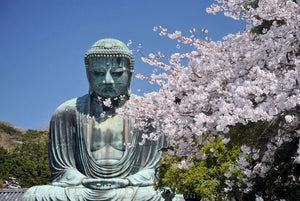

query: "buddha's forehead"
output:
88 57 128 70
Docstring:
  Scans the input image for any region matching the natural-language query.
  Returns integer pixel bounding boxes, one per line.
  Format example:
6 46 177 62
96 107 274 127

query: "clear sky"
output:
0 0 246 130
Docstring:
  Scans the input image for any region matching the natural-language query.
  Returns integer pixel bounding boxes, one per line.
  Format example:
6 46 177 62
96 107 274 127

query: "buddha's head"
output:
85 38 134 98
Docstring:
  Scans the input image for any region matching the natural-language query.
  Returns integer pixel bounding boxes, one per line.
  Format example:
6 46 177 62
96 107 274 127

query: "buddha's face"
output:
87 57 130 98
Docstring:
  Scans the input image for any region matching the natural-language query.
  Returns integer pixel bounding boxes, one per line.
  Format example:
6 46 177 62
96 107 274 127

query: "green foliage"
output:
0 179 3 188
155 107 300 200
14 130 51 187
155 138 245 200
0 147 18 182
226 121 270 148
0 129 51 188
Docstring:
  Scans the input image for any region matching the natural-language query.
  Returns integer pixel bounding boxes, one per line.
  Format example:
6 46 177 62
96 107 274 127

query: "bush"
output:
0 129 51 188
155 137 244 200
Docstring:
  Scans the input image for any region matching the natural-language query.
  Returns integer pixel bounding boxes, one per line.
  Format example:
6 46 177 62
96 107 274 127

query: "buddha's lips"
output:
99 87 116 93
96 85 114 89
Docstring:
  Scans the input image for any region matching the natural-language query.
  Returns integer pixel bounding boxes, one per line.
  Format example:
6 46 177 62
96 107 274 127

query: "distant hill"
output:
0 121 26 152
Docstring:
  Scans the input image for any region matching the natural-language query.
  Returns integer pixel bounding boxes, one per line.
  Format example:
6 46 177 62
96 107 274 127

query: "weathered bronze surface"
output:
22 39 184 201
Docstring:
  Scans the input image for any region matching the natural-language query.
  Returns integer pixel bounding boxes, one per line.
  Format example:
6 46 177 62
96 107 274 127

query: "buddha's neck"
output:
90 94 127 118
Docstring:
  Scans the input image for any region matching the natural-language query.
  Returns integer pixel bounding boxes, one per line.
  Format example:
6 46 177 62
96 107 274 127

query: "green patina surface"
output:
22 39 183 201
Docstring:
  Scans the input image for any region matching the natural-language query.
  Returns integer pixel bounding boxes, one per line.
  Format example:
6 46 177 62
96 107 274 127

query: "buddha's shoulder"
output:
53 94 89 115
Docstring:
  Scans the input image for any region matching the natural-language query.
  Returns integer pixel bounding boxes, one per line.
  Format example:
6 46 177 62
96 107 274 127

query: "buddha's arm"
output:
52 168 87 187
124 134 165 187
126 168 156 186
49 105 87 187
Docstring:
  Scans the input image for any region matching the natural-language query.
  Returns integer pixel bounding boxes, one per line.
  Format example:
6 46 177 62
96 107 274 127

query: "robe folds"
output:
22 94 172 201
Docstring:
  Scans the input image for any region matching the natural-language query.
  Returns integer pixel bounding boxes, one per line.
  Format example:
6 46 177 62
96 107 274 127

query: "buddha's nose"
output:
105 71 114 84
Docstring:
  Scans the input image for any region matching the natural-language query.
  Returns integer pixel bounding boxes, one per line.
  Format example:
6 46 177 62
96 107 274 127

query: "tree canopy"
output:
120 0 300 200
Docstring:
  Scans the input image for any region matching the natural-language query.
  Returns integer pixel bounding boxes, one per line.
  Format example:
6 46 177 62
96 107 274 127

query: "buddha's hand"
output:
52 169 86 187
82 178 130 190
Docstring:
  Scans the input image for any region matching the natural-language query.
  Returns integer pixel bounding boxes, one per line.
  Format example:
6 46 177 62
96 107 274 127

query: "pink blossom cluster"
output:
121 0 299 196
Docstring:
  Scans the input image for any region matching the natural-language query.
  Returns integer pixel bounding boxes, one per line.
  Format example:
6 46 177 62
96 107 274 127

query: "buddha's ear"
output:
89 87 94 95
85 56 92 81
127 70 134 92
85 67 92 84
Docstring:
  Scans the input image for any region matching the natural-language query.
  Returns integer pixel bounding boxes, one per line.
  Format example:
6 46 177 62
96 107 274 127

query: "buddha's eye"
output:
93 71 105 76
111 71 123 77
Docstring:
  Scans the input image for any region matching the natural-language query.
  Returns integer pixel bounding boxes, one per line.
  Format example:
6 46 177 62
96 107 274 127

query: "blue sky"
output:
0 0 246 130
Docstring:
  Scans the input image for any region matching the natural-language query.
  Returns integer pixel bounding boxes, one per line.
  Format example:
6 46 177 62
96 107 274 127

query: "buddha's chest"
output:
89 115 126 163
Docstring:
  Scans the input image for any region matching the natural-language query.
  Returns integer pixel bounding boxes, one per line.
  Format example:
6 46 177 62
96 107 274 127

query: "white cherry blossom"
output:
121 0 299 197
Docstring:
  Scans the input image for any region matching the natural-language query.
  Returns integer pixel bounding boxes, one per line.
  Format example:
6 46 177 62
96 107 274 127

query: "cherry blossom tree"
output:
120 0 299 199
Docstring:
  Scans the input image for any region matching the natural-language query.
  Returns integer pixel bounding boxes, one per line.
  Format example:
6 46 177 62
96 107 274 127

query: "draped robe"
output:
22 94 170 201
